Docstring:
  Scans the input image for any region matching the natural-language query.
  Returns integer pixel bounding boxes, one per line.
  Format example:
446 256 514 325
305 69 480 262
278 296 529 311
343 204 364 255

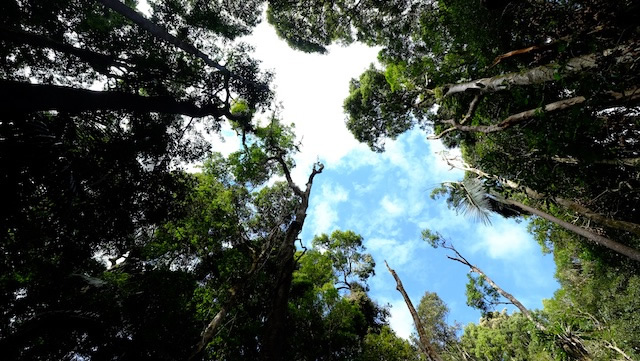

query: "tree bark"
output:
498 196 640 262
384 261 443 361
443 44 635 97
1 80 238 119
263 162 323 360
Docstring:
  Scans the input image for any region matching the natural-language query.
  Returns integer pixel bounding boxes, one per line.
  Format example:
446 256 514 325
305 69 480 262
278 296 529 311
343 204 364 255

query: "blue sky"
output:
209 15 561 339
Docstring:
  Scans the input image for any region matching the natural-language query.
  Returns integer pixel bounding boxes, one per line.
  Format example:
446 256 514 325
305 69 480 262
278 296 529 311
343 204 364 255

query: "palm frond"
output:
449 179 492 225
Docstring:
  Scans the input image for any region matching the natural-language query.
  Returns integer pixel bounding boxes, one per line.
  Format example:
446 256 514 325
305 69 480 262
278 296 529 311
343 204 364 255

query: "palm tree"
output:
435 179 640 262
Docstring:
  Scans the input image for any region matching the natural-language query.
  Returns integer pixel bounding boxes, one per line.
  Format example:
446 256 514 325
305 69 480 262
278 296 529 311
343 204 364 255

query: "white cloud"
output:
471 219 535 260
388 299 415 340
380 195 405 217
367 238 428 267
309 182 349 236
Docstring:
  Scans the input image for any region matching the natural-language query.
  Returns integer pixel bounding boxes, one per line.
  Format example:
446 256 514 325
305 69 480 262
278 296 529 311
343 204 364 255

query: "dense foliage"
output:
267 0 640 359
1 0 638 360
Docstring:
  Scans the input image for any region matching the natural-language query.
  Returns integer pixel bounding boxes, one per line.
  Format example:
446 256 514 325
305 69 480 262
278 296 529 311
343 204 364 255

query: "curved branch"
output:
441 96 587 134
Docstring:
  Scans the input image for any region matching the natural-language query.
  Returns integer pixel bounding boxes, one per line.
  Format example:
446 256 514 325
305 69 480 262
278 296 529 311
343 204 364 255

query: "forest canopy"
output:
1 0 639 360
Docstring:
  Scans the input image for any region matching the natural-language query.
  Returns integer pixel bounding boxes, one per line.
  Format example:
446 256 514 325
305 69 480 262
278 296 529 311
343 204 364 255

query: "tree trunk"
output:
443 44 635 97
551 156 640 167
444 244 591 361
444 158 640 237
1 80 237 119
263 221 302 360
262 162 323 360
384 261 443 361
498 196 640 262
442 96 586 133
190 162 322 360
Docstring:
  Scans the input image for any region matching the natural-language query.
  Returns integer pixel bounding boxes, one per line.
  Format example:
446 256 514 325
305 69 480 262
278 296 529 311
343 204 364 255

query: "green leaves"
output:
312 230 375 290
432 179 492 225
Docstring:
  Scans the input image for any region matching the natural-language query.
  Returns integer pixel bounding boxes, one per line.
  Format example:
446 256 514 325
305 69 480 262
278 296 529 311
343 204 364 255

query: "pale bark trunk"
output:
442 96 586 133
385 261 443 361
443 44 635 97
552 156 640 167
445 246 544 329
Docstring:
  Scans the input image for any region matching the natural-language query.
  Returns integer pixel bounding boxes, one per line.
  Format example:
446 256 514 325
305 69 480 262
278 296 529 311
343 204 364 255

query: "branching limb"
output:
94 0 267 90
440 242 545 330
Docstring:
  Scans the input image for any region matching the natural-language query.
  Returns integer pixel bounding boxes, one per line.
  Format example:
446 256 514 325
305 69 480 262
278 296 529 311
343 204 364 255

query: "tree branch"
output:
441 96 586 133
441 243 544 330
0 26 132 74
1 80 248 121
94 0 267 90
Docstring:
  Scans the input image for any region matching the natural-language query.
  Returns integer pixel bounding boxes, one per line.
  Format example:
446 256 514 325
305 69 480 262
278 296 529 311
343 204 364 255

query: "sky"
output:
210 18 560 339
138 0 559 340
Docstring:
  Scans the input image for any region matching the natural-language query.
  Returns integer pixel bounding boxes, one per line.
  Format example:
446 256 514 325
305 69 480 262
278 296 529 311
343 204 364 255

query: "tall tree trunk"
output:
190 162 323 360
263 221 302 360
442 44 634 97
443 157 640 237
94 0 264 89
263 162 323 360
384 261 443 361
497 195 640 262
